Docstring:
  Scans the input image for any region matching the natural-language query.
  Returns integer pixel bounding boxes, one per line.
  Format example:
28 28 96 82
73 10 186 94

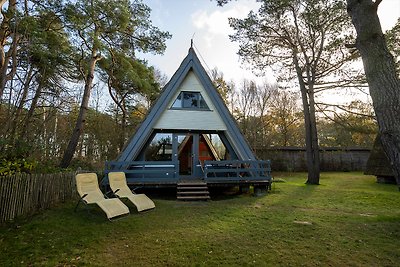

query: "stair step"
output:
177 186 208 190
177 191 209 195
177 183 207 186
176 181 210 201
177 195 211 200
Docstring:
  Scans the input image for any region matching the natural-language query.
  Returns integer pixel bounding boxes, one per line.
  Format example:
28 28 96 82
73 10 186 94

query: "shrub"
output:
0 158 37 176
0 139 37 176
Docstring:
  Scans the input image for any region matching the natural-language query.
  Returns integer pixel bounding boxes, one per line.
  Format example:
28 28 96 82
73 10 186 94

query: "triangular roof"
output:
117 47 256 162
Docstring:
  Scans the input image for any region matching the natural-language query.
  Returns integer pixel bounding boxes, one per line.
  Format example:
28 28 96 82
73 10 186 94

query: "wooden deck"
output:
104 160 272 189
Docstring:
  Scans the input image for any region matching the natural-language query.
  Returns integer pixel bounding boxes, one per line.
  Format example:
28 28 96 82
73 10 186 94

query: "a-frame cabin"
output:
105 47 271 194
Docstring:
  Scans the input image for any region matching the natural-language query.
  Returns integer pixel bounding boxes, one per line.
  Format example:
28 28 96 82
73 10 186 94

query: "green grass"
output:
1 172 400 266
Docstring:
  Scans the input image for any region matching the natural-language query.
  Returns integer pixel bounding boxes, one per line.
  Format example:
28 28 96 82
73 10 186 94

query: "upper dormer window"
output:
171 91 209 110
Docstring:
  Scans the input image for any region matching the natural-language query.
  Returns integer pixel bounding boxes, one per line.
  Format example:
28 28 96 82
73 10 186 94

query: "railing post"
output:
234 161 237 179
204 163 207 181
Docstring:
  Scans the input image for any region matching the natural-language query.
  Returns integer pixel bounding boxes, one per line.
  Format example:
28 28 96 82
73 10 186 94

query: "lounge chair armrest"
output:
105 188 120 198
132 186 141 193
105 190 113 198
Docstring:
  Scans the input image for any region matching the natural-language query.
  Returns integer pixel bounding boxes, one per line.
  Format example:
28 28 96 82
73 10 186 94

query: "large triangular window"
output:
171 91 209 110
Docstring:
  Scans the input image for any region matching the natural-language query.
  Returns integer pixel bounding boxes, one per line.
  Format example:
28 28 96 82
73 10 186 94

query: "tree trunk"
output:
347 0 400 186
293 54 320 184
9 66 34 141
0 0 17 100
20 78 43 139
0 32 18 99
307 88 321 183
120 100 128 152
59 52 101 168
107 78 127 152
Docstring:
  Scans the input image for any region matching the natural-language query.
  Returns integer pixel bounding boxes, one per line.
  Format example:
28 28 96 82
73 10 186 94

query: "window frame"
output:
171 91 210 110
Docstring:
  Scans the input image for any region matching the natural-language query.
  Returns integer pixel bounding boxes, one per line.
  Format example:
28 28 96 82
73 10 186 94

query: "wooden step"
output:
176 181 210 201
177 195 210 200
177 191 209 195
177 186 208 190
178 182 207 186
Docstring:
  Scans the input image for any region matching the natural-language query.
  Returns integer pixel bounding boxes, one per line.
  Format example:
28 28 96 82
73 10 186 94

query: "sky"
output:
139 0 400 87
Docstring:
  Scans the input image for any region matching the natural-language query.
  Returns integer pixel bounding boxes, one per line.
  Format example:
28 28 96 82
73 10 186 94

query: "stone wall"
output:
254 147 371 172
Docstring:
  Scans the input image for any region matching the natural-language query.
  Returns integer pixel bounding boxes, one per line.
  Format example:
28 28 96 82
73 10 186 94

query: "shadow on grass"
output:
137 185 265 202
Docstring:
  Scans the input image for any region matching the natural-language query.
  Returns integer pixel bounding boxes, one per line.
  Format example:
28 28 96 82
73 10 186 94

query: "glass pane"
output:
183 92 198 108
171 92 183 108
144 133 173 161
177 134 193 175
199 135 214 166
207 134 229 160
199 94 209 109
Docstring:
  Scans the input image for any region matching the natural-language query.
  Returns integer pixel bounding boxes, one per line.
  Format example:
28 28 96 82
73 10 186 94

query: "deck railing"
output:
105 161 179 183
203 160 271 183
104 160 271 184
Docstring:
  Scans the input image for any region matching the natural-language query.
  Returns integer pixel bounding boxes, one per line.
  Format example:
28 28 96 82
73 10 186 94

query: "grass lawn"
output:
1 172 400 266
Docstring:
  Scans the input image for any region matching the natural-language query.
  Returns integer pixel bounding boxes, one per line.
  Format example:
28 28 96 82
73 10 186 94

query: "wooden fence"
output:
255 147 371 172
0 172 77 224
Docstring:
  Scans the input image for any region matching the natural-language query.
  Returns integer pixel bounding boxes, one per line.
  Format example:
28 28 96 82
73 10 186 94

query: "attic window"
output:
171 91 209 109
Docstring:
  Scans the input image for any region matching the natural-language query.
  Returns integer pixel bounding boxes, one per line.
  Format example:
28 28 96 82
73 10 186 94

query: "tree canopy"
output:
0 0 171 171
59 0 171 167
226 0 359 184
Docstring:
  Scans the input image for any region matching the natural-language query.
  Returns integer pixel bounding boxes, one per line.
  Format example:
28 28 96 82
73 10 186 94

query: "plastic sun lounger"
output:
108 172 156 212
75 173 130 220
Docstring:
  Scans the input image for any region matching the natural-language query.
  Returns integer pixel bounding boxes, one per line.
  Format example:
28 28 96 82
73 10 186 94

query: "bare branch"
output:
315 102 375 118
373 0 383 9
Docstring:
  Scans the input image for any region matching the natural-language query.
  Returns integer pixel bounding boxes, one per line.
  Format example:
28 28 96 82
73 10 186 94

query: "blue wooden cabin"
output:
104 47 271 195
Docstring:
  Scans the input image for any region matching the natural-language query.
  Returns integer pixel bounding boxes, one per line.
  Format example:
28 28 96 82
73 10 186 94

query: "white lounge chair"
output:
108 172 155 212
75 173 129 220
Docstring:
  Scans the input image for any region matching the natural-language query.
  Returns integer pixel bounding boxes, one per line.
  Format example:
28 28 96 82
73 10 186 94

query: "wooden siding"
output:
154 71 226 131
